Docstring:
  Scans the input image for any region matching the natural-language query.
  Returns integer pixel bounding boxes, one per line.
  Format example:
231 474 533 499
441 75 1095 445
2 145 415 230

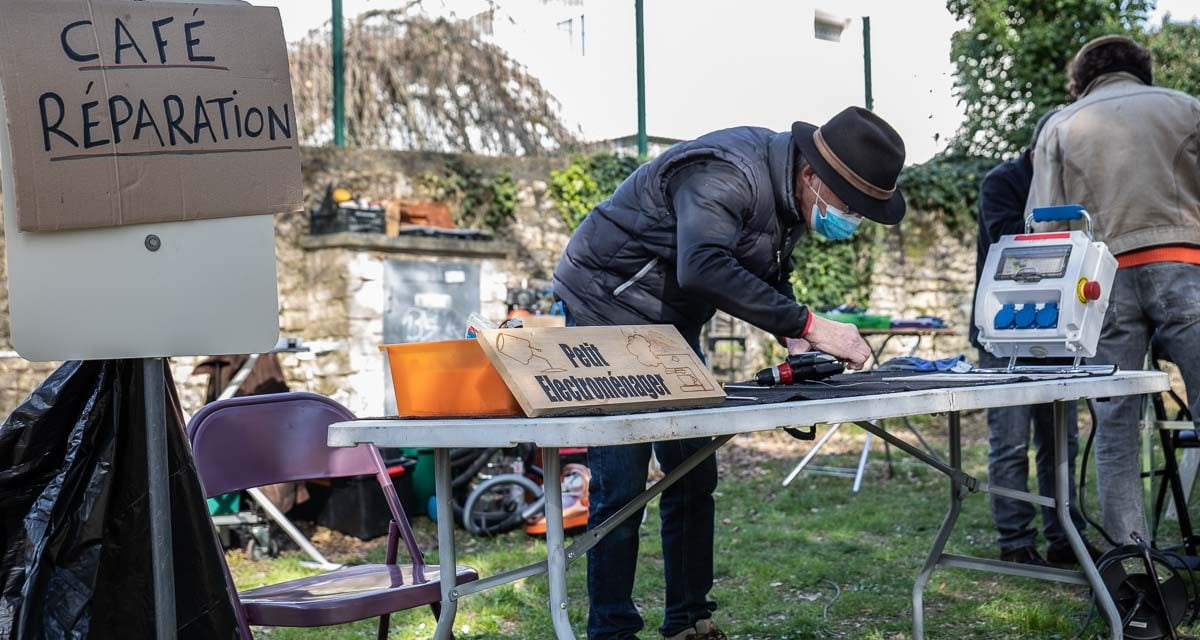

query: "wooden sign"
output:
476 325 726 417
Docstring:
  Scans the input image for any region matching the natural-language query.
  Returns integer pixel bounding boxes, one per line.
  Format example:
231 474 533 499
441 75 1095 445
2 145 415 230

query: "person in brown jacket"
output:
1026 35 1200 545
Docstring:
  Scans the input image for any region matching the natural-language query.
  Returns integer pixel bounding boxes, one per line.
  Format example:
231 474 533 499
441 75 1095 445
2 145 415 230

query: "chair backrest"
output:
187 392 382 498
189 392 429 637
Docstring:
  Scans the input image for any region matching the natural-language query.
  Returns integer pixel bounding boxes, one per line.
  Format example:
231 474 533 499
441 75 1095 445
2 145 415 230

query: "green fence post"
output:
635 0 647 158
862 16 873 111
332 0 345 147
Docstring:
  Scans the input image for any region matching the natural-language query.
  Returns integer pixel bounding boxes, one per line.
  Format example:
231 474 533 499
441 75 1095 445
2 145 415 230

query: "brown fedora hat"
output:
792 107 907 225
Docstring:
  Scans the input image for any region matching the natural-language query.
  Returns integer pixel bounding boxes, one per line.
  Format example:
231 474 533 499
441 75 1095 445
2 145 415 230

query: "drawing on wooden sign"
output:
625 333 714 393
495 333 566 373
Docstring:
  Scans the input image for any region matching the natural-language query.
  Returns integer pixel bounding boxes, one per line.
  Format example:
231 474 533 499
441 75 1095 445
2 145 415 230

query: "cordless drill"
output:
754 352 845 386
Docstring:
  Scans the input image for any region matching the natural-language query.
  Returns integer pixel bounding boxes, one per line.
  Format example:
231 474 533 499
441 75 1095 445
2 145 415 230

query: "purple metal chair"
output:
187 392 477 639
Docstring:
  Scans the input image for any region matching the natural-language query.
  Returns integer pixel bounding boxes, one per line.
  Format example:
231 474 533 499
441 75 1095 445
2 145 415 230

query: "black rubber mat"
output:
716 369 1113 408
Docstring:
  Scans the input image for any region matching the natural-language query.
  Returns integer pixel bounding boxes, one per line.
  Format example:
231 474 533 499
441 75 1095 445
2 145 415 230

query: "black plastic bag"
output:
0 360 238 639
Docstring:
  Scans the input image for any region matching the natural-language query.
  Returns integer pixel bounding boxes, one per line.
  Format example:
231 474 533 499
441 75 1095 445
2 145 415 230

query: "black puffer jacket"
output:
552 127 810 346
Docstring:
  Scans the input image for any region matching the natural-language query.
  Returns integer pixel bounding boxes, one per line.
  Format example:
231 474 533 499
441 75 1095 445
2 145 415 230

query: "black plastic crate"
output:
316 457 417 540
309 205 386 235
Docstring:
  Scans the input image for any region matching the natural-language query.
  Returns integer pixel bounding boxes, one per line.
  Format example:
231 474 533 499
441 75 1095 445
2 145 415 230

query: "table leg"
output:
867 334 896 370
433 448 459 640
454 435 732 605
782 423 844 486
852 432 873 493
912 412 963 640
1055 401 1122 640
542 448 576 640
901 416 945 461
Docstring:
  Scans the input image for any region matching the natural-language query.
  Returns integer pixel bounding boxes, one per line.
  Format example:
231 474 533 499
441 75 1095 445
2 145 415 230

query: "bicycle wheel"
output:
462 473 545 536
449 447 529 526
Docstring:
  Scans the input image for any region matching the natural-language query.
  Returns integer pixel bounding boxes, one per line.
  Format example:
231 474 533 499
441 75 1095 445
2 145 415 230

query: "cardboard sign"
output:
0 0 301 232
518 315 567 328
476 325 726 417
0 0 282 361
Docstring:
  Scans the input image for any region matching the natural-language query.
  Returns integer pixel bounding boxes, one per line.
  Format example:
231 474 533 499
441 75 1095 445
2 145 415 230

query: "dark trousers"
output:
977 350 1086 550
563 307 718 639
586 438 719 639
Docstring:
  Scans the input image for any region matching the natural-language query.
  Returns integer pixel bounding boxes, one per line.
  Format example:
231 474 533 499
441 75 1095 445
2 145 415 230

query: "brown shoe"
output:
664 619 727 640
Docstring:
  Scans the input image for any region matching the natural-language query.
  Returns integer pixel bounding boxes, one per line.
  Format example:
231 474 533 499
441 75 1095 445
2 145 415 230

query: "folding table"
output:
329 370 1167 640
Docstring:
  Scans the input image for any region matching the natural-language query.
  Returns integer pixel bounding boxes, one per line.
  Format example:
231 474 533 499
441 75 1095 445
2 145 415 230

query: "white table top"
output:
328 370 1169 449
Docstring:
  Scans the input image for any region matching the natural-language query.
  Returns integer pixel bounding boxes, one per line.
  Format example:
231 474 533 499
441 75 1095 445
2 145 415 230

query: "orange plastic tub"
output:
381 340 523 417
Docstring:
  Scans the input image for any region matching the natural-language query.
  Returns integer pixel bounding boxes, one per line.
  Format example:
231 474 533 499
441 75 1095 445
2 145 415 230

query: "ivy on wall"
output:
548 153 641 231
790 225 880 311
946 0 1151 158
488 169 517 231
896 153 997 236
419 158 517 232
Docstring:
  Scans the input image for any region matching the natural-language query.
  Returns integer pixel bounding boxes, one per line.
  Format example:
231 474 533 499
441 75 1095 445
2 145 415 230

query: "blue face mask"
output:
808 182 862 241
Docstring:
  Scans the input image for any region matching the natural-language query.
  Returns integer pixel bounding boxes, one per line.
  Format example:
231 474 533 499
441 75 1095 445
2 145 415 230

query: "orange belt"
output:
1116 245 1200 268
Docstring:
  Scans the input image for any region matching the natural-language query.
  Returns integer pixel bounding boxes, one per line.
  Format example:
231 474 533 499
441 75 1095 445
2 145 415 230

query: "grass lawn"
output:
227 411 1196 639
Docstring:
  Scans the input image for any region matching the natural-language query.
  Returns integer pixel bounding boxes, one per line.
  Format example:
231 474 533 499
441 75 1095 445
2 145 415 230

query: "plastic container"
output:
400 447 436 515
206 492 241 516
381 339 522 417
317 475 392 540
309 457 414 540
818 312 892 330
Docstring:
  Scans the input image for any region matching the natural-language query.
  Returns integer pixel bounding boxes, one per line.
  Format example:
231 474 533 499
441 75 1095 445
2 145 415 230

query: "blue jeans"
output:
564 308 718 639
586 438 719 639
977 351 1085 551
1090 263 1200 542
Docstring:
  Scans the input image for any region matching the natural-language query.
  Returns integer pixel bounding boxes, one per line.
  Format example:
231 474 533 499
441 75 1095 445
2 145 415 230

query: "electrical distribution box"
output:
975 205 1117 360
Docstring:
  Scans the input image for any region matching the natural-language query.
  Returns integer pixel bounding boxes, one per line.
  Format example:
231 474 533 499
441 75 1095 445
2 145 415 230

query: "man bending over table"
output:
552 107 908 640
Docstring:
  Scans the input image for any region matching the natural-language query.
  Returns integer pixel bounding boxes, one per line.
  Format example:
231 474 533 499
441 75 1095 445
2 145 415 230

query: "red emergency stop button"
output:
1077 278 1102 303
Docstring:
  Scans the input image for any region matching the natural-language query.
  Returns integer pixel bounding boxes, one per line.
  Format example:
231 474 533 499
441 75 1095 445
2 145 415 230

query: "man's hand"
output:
804 314 871 370
783 337 811 355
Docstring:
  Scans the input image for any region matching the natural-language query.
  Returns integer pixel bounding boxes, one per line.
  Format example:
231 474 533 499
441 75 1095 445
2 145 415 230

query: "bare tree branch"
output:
289 10 577 155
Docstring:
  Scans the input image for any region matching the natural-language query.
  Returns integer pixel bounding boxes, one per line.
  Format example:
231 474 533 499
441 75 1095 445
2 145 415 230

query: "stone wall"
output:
290 233 515 416
0 148 573 419
868 220 977 361
269 148 573 416
297 147 573 282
